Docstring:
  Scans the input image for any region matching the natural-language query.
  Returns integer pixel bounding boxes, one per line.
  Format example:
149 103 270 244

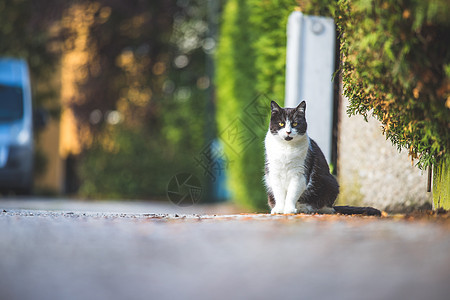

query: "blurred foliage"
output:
0 0 213 199
76 0 211 199
216 0 298 210
59 0 179 129
78 125 197 199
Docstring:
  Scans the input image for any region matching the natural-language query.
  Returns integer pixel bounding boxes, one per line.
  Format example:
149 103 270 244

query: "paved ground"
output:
1 198 449 300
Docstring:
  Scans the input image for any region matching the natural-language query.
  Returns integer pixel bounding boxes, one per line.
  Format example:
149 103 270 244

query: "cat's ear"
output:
271 101 281 114
296 101 306 114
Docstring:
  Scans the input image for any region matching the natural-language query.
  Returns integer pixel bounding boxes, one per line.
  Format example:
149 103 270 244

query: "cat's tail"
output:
333 205 382 216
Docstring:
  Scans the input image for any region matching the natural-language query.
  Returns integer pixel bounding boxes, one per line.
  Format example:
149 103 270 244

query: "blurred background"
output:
0 0 223 201
0 0 448 212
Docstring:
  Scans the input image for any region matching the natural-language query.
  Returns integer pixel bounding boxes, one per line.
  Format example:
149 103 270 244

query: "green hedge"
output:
335 0 450 170
216 0 298 210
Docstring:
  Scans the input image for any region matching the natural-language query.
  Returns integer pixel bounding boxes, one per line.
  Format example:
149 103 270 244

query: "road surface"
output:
0 198 449 300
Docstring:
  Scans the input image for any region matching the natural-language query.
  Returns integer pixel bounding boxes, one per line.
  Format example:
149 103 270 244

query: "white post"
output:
285 11 335 163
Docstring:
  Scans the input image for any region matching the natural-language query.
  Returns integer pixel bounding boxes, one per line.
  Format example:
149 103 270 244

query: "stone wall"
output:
337 97 432 212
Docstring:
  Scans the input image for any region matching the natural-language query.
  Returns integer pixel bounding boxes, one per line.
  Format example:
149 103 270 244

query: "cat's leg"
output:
270 188 286 214
269 176 286 214
299 173 339 210
271 205 285 214
284 176 307 214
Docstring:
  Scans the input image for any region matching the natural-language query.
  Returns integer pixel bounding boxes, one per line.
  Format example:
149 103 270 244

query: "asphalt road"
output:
1 198 449 300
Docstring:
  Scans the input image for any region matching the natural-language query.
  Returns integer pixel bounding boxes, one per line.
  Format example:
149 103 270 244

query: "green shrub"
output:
336 0 450 170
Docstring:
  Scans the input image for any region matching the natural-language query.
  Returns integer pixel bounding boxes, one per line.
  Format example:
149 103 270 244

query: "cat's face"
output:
269 101 307 142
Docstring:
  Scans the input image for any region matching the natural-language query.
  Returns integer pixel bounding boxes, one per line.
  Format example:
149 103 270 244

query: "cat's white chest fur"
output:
264 131 310 214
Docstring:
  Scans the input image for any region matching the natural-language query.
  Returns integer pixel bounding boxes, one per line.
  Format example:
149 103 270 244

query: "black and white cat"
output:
265 100 381 216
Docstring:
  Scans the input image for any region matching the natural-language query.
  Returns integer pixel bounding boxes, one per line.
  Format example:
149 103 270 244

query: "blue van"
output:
0 58 34 194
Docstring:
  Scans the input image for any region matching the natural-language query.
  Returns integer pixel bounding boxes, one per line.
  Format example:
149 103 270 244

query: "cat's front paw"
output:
296 203 315 214
271 205 285 214
283 207 298 214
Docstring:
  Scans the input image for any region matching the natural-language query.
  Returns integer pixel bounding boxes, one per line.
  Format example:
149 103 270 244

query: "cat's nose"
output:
286 131 291 135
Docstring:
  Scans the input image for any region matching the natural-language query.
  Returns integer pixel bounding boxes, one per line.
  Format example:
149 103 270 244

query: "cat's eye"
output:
292 122 298 127
279 122 285 127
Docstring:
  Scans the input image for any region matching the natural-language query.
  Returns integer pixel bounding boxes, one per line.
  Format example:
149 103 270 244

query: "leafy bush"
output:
336 0 450 169
301 0 449 169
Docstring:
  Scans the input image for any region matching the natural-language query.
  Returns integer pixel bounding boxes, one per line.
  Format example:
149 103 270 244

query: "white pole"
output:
284 11 335 163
